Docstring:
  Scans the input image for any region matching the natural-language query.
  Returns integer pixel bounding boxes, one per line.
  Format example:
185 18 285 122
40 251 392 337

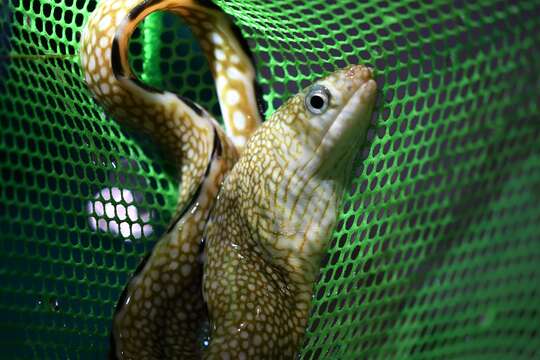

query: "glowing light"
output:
87 187 153 240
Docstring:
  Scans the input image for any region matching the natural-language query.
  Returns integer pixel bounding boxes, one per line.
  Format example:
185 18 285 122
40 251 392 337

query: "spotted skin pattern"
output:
81 0 261 211
81 0 377 358
80 0 260 358
203 65 377 358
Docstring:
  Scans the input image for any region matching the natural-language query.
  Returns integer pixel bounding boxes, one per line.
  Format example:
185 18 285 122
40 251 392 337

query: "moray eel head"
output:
238 64 377 267
261 64 377 182
301 65 376 176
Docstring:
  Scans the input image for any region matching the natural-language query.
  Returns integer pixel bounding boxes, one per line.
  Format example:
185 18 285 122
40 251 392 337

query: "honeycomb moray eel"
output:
80 0 260 358
80 0 377 359
203 65 376 359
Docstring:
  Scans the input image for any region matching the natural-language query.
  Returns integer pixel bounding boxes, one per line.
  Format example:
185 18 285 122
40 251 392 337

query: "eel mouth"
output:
317 66 377 164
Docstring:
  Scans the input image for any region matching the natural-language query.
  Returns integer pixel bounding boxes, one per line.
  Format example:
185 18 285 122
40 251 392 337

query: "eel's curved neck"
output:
80 0 263 213
108 0 263 151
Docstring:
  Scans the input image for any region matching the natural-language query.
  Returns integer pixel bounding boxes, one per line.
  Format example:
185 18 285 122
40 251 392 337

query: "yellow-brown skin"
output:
81 0 261 209
81 0 377 358
203 65 376 358
80 0 260 358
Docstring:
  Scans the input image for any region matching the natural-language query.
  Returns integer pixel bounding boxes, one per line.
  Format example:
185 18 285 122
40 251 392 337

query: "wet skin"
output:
80 1 376 358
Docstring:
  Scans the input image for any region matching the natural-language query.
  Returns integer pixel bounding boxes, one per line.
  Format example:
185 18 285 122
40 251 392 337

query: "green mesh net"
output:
1 0 540 358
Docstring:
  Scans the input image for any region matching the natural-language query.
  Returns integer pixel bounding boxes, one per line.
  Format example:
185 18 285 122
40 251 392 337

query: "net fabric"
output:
1 0 539 358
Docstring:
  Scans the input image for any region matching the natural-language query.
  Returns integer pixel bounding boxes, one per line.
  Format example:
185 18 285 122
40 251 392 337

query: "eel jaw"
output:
314 77 377 178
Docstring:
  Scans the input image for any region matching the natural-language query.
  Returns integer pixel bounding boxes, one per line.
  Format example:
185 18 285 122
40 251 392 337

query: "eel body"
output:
81 0 377 358
80 0 261 358
203 65 376 358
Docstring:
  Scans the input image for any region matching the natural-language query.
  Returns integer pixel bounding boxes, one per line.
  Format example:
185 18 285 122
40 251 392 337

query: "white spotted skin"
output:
81 0 377 358
112 133 237 359
81 0 215 213
174 1 263 152
79 0 256 358
204 65 377 359
80 0 261 211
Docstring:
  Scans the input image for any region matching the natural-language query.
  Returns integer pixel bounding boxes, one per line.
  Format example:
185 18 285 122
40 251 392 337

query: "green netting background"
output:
1 0 539 358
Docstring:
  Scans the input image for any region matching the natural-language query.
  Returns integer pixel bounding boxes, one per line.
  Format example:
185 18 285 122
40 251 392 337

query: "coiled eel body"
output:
203 65 376 358
80 0 260 358
80 0 377 358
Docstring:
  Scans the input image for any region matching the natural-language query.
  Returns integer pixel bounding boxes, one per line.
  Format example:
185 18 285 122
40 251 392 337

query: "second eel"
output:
80 0 261 358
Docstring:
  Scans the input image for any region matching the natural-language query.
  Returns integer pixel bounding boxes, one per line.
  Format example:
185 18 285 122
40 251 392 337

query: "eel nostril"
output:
345 65 373 80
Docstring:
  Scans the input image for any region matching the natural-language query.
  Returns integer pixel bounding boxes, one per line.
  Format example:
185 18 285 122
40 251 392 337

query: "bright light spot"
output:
87 187 153 240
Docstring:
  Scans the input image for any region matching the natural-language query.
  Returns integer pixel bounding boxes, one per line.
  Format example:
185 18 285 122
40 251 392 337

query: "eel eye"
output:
305 85 331 115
